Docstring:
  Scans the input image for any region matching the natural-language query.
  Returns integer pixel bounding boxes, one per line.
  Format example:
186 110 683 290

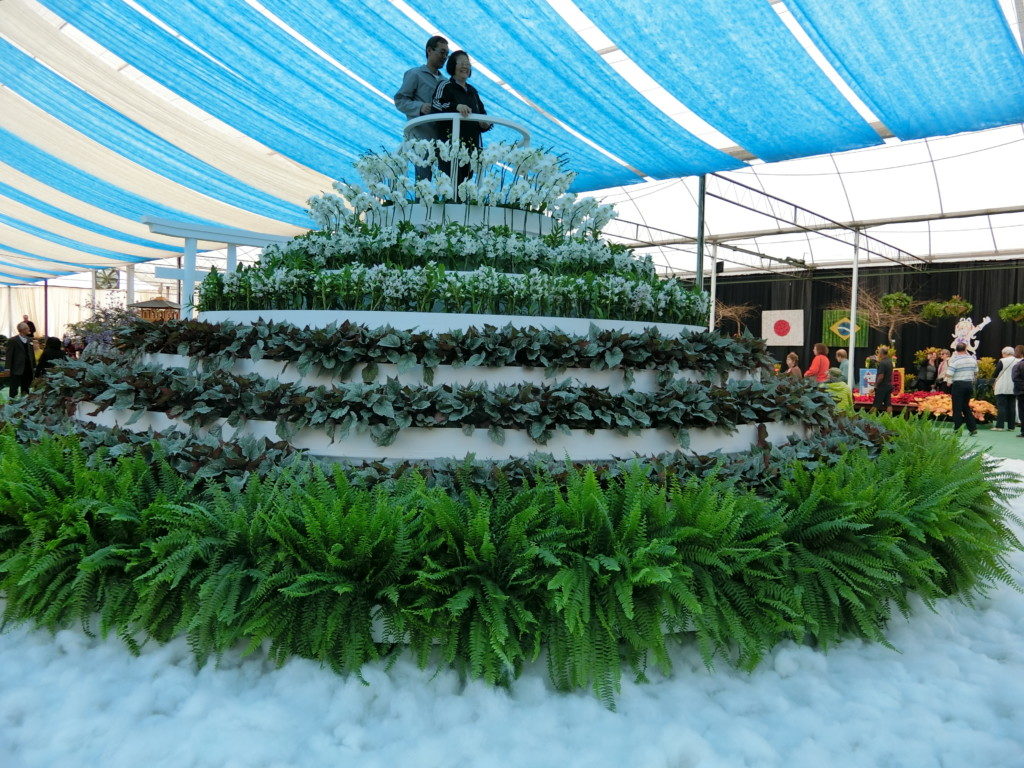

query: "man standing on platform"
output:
948 342 979 435
5 321 35 398
394 36 449 181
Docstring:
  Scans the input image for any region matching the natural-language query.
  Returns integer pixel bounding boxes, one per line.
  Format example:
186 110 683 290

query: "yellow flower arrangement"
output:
914 394 997 422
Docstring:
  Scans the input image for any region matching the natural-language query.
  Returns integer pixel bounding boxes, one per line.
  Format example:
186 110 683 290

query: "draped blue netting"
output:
786 0 1024 139
36 0 369 179
570 0 882 161
0 182 183 252
399 0 743 178
0 127 214 236
2 0 1023 280
0 40 311 227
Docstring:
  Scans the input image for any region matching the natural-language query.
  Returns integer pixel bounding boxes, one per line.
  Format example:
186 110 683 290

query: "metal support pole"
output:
226 244 237 273
708 242 719 332
126 264 135 306
848 230 860 391
695 175 707 289
6 285 12 337
180 238 197 319
43 279 49 338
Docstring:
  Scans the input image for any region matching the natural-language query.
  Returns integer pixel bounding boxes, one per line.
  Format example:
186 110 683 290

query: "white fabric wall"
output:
0 286 163 338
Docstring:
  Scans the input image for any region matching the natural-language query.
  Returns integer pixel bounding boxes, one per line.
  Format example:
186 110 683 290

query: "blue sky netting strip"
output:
400 0 743 179
0 241 134 270
124 0 402 154
0 257 72 277
0 211 161 263
570 0 881 162
255 0 637 190
786 0 1024 140
0 128 215 233
0 182 184 253
0 41 310 228
35 0 367 180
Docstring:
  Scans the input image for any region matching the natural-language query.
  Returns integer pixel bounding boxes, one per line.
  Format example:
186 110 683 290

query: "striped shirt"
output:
947 353 978 382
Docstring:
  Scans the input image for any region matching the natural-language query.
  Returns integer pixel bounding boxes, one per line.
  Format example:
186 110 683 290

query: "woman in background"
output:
993 346 1019 431
935 348 952 392
784 352 801 379
35 336 67 379
803 343 830 383
916 350 938 391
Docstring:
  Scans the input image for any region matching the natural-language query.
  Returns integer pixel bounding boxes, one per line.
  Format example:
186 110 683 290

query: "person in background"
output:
836 348 850 382
5 321 35 398
1012 345 1024 438
394 36 450 180
35 336 67 380
803 342 829 383
872 346 894 414
916 350 938 391
935 348 952 392
784 352 801 379
22 314 36 337
824 367 854 414
992 346 1019 431
947 342 978 435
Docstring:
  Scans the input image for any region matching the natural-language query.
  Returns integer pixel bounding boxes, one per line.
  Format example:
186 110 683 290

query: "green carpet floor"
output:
935 421 1024 461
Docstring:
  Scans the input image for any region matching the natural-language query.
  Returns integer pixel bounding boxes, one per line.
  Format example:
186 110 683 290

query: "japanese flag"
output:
762 310 804 346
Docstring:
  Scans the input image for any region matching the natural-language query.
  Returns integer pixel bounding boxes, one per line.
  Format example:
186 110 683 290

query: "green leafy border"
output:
0 419 1018 708
196 264 707 325
116 319 773 380
44 358 835 446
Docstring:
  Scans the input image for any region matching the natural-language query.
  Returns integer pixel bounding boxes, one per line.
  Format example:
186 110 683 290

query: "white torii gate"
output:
142 216 292 319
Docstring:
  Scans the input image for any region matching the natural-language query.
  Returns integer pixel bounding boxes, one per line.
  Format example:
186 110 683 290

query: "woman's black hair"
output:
44 336 62 353
446 50 469 77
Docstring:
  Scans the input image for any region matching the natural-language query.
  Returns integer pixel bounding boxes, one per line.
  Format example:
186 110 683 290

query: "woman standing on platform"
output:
803 343 830 383
432 50 491 187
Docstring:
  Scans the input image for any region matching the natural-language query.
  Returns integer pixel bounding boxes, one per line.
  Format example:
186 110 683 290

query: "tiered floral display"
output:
63 140 833 462
2 139 1018 707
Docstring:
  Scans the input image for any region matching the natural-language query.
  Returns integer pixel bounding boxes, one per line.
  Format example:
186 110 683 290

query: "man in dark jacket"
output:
5 322 35 397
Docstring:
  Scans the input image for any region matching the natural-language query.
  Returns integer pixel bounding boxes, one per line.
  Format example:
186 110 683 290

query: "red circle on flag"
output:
773 320 791 336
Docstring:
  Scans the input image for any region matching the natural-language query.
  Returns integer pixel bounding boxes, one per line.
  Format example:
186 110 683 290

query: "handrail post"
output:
451 114 462 202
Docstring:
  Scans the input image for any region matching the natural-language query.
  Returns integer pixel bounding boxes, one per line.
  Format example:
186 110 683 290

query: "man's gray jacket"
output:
395 65 446 140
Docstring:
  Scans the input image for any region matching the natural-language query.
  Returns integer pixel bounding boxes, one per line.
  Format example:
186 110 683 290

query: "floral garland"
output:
308 140 617 234
197 264 709 325
260 221 653 278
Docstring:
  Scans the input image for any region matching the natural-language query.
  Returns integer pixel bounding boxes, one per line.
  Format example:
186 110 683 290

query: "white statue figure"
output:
951 316 991 353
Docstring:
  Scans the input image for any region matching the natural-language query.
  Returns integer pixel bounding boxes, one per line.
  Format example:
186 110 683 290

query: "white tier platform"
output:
139 353 758 392
198 310 704 337
75 403 806 461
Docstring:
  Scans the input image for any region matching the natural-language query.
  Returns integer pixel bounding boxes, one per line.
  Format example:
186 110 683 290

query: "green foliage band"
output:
2 409 888 490
45 359 835 446
0 421 1017 707
115 319 773 380
196 263 709 326
262 221 654 279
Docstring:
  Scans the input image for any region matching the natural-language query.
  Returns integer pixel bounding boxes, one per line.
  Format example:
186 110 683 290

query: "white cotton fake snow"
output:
2 462 1023 768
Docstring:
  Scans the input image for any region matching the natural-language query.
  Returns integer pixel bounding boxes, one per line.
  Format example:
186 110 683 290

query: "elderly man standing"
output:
948 342 979 435
5 321 36 398
394 36 449 180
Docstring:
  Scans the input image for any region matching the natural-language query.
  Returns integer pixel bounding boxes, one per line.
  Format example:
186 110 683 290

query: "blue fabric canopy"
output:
1 0 1023 282
0 39 311 227
400 0 743 178
786 0 1024 139
570 0 882 161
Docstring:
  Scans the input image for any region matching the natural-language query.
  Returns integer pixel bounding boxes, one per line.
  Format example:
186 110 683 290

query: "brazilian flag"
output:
822 309 868 347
